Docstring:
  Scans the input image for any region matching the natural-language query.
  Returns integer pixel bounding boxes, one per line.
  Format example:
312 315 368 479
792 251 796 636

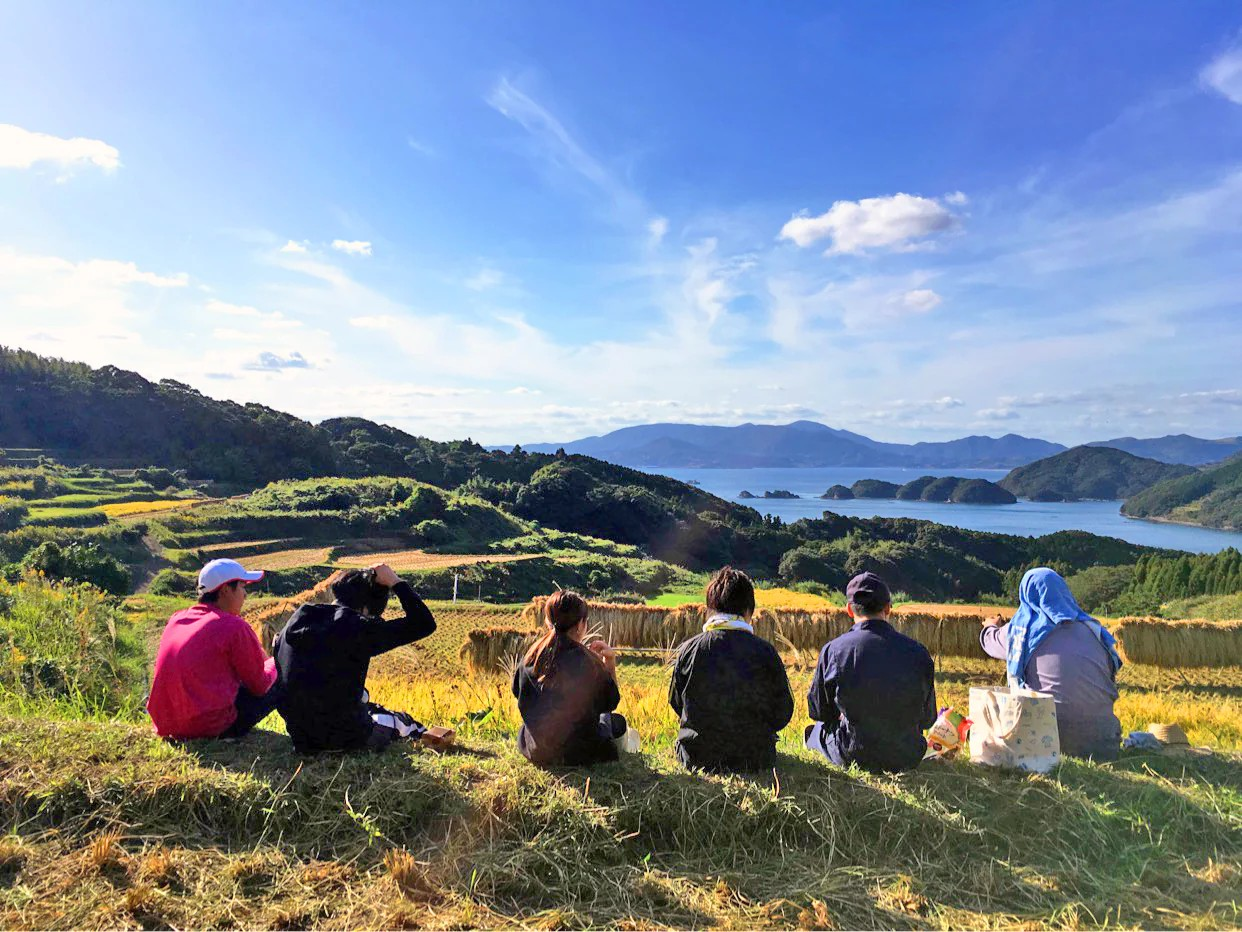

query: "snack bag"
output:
924 707 971 759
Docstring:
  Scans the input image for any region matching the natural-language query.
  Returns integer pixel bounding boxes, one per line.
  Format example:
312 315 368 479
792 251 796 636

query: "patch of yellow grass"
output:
755 587 836 610
336 549 541 572
98 499 197 518
243 547 334 571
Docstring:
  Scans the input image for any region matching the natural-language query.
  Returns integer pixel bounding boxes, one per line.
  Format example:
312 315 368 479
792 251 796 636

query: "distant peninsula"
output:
1000 446 1196 502
739 489 800 500
1122 451 1242 530
820 476 1016 505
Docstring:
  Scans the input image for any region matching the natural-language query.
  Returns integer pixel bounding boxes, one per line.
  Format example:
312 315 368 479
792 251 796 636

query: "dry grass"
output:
506 598 1242 670
1112 616 1242 667
755 588 837 611
335 548 541 572
242 546 334 571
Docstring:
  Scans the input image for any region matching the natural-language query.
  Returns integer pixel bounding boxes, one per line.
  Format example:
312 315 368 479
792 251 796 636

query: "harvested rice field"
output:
335 549 542 571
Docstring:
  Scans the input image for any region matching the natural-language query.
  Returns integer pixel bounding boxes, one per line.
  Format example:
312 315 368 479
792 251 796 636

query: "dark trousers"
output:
221 684 280 739
599 712 627 740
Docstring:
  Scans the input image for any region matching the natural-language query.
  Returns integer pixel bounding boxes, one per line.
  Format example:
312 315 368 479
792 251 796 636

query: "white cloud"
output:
0 248 187 293
279 240 308 254
648 216 669 244
205 298 300 330
768 271 943 344
944 191 969 206
902 289 942 313
242 351 313 371
331 240 373 257
464 267 506 291
978 408 1019 421
1201 44 1242 105
780 192 960 254
0 123 120 172
1178 389 1242 406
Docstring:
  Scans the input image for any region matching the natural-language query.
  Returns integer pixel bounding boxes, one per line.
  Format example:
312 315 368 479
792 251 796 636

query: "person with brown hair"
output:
512 590 635 766
668 566 794 772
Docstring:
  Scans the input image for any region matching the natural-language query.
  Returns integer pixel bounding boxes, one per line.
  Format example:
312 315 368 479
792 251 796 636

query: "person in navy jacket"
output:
805 572 936 773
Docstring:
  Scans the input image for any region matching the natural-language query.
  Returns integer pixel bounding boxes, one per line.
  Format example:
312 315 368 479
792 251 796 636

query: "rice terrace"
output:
7 4 1242 930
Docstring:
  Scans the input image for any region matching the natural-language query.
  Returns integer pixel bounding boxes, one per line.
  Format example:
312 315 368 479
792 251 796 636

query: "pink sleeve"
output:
232 621 278 696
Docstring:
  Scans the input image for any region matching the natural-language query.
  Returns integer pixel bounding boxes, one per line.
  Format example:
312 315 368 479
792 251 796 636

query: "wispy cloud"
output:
1201 42 1242 105
0 123 120 172
464 267 506 291
279 240 308 254
406 136 436 157
486 77 646 224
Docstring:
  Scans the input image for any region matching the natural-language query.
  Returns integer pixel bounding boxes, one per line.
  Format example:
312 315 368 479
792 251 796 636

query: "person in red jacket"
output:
147 559 279 740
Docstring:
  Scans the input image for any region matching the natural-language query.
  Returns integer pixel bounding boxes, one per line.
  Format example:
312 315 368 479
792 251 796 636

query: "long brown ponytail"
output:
523 590 589 682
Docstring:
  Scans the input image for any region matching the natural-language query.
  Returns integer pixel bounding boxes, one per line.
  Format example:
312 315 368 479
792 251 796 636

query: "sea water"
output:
647 466 1242 554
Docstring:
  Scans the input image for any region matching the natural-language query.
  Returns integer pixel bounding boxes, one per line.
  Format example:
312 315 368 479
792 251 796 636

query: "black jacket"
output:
669 628 794 772
273 581 435 753
807 618 936 773
512 640 620 766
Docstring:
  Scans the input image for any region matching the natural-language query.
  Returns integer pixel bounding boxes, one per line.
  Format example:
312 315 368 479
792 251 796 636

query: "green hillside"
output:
999 446 1196 502
1122 452 1242 530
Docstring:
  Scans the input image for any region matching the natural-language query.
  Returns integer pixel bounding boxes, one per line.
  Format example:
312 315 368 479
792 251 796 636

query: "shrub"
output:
0 497 28 532
20 541 130 595
148 568 197 597
0 574 146 713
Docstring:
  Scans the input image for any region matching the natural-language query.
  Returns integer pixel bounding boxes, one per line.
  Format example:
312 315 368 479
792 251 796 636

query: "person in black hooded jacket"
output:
273 564 450 753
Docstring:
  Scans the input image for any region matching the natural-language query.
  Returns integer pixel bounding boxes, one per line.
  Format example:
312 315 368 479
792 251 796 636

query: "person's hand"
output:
981 614 1005 628
587 639 617 672
371 564 400 588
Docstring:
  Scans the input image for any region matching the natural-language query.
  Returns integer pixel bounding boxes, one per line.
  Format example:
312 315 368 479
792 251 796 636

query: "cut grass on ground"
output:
0 700 1238 930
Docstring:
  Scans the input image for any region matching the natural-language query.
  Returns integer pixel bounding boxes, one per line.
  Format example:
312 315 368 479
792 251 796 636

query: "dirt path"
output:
133 532 171 593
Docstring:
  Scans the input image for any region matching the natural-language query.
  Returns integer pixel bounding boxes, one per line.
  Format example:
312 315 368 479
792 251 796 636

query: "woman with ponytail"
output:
512 590 635 765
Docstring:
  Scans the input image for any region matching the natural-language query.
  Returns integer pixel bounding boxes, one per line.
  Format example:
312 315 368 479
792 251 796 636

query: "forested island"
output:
820 476 1016 505
999 446 1195 502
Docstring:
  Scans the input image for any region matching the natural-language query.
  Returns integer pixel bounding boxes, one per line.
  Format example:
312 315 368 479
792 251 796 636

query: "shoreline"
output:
1125 512 1239 533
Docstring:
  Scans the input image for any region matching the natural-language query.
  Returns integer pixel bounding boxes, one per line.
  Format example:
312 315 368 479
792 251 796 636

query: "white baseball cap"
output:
198 558 265 594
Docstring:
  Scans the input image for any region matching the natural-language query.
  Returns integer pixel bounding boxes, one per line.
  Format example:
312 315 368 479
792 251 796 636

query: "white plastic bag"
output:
615 728 641 754
969 686 1060 773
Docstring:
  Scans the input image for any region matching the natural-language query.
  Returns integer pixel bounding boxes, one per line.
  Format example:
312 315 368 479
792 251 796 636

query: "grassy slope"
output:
3 607 1242 930
0 694 1239 930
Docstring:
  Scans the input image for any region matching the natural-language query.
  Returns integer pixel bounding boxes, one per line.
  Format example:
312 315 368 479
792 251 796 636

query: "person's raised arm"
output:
359 564 436 657
806 645 839 725
979 617 1009 661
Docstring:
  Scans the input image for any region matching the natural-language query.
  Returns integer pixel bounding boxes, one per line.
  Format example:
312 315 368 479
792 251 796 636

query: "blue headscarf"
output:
1006 567 1122 687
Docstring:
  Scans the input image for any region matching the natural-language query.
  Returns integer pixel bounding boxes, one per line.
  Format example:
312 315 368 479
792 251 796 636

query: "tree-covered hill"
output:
0 347 335 484
999 446 1196 502
1122 452 1242 530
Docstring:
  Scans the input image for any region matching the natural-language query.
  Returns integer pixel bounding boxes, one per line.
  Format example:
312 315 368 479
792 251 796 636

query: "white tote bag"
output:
969 686 1060 773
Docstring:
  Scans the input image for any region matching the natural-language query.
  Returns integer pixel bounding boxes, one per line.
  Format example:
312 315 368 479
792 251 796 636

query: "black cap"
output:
845 572 891 608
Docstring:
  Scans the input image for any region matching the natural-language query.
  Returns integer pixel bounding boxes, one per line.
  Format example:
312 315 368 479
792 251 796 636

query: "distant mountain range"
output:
517 421 1242 470
1085 434 1242 466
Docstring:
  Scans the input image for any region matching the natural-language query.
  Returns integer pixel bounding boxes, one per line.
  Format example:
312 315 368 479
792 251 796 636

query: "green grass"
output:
1164 592 1242 621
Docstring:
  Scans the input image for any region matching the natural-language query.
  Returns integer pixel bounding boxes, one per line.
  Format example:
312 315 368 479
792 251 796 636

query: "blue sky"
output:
2 2 1241 445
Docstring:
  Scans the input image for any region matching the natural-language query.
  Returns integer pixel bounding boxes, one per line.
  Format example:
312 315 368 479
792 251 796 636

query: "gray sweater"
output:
981 620 1121 761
